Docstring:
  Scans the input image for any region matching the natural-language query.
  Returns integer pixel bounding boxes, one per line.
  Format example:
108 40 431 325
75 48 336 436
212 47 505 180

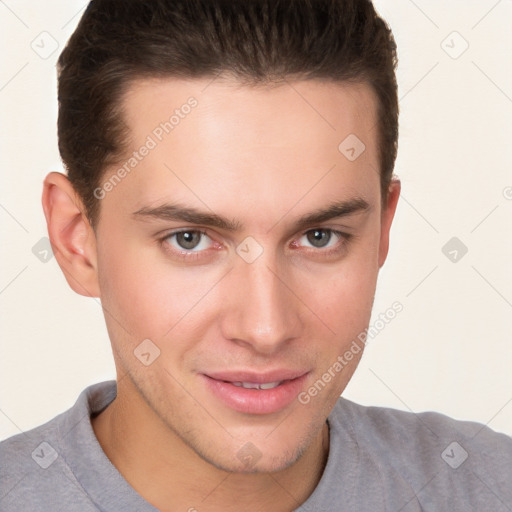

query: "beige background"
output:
1 0 511 440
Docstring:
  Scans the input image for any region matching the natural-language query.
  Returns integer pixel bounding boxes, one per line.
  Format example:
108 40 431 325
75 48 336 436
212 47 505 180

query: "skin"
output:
42 77 400 511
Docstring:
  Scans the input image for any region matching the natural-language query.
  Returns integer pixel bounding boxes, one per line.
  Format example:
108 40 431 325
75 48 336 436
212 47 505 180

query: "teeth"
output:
259 381 281 390
231 381 282 390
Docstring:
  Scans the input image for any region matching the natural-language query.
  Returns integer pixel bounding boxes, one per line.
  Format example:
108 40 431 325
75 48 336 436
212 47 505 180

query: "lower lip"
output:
202 374 308 415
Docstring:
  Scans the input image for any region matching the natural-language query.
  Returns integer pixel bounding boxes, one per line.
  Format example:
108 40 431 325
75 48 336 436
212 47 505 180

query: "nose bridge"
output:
221 249 301 352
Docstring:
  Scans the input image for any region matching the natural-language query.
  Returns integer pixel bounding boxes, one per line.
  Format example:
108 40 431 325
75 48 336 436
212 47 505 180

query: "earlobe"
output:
378 177 401 268
42 172 100 297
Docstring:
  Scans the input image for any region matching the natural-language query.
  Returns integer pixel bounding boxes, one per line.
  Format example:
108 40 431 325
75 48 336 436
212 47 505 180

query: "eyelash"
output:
159 228 352 261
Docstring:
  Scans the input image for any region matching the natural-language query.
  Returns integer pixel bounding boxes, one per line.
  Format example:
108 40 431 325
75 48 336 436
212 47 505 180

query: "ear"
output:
378 177 401 268
42 172 100 297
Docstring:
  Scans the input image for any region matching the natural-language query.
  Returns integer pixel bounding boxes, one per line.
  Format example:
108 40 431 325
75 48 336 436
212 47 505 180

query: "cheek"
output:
311 241 379 337
96 234 179 339
96 233 224 350
297 232 380 405
313 273 376 375
302 266 376 410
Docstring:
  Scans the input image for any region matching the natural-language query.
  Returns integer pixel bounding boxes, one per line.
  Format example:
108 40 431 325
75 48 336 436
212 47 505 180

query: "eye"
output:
164 229 213 252
298 228 344 250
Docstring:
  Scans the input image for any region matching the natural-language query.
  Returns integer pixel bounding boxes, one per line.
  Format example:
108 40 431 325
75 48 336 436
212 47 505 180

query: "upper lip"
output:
204 370 309 384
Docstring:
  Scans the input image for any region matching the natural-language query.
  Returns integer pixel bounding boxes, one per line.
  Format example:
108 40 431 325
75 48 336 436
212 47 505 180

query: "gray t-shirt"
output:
1 380 511 511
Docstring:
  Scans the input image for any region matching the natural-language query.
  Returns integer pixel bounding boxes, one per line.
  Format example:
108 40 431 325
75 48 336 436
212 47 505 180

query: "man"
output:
1 1 511 511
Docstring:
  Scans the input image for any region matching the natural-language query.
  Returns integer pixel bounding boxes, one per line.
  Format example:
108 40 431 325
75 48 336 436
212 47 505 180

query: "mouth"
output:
201 371 309 415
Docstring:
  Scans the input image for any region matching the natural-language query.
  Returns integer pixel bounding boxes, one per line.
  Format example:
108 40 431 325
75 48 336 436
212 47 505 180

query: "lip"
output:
201 370 309 415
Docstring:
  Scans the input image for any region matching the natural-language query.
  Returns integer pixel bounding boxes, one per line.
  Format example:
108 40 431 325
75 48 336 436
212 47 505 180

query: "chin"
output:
190 427 316 475
203 447 303 475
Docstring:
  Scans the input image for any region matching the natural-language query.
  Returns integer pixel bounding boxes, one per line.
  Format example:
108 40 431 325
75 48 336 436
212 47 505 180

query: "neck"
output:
91 380 329 512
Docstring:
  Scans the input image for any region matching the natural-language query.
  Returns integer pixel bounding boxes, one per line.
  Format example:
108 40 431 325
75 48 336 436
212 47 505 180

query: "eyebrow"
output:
132 197 371 232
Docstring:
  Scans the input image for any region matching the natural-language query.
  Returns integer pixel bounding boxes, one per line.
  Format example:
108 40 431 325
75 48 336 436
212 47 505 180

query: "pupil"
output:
177 231 200 249
307 229 330 248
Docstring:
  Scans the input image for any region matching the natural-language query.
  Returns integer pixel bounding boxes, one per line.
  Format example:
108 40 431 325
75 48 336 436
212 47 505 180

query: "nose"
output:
219 250 303 355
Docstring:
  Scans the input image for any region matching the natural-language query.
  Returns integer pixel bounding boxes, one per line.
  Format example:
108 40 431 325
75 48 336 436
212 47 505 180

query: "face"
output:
92 77 398 473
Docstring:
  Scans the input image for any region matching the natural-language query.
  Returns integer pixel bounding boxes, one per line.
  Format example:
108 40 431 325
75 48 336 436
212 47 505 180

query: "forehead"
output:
104 77 380 222
121 76 378 152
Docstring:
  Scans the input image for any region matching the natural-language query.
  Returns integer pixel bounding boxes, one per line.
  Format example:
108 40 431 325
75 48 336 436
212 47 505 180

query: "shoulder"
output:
0 380 114 469
0 408 63 478
329 398 512 508
0 408 84 511
0 381 116 512
335 397 512 450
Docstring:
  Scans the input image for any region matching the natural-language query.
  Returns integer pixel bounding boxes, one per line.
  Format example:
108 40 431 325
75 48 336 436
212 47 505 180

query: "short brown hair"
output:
57 0 398 225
